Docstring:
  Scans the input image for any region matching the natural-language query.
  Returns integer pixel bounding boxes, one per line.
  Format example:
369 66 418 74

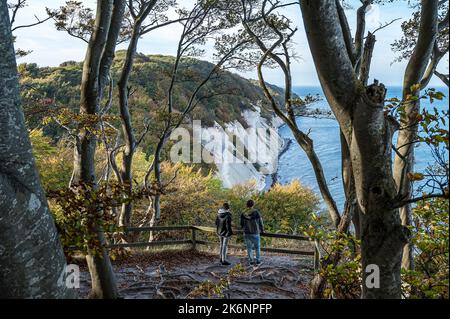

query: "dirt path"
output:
77 249 313 299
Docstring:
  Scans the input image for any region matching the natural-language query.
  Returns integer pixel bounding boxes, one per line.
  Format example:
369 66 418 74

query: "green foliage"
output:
385 87 449 190
19 61 82 136
417 106 449 150
29 129 72 190
320 255 361 299
30 131 156 258
48 181 156 259
303 214 361 299
225 180 321 235
46 1 132 43
19 62 82 106
48 184 119 259
134 162 226 228
131 165 321 243
20 53 287 139
392 1 449 64
402 198 449 299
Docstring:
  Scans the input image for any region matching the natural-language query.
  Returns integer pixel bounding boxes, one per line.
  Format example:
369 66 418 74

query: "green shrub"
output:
402 198 449 299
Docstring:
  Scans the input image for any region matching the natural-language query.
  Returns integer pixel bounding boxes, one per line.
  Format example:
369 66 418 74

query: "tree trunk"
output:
351 91 410 299
0 1 73 298
147 205 160 243
341 131 361 240
393 0 439 271
393 118 417 271
85 229 117 299
117 130 134 229
300 0 411 298
149 136 165 240
72 0 114 185
359 32 375 86
117 24 140 228
400 205 414 270
71 0 125 299
116 1 160 227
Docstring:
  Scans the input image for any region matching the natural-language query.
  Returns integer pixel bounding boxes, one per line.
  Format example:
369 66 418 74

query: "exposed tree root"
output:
78 251 313 299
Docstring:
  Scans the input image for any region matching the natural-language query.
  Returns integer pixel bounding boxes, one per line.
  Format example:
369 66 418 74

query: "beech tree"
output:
70 0 126 299
298 0 448 298
0 0 72 298
392 0 448 270
115 0 180 229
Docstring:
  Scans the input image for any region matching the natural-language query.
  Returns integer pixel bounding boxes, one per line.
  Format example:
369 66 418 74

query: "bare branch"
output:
369 18 401 36
11 14 52 32
393 193 448 208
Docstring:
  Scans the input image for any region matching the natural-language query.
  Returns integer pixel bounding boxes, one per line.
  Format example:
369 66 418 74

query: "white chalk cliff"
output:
201 102 283 191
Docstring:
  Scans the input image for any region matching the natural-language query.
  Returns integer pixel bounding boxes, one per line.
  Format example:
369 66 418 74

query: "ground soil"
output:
76 248 314 299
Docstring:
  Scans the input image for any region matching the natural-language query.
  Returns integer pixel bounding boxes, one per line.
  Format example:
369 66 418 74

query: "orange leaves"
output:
410 83 422 93
407 172 425 181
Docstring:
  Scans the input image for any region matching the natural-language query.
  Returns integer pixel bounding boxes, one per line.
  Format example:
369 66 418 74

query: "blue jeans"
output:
244 234 261 263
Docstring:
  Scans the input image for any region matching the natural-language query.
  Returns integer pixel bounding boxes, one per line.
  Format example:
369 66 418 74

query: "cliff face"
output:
201 103 284 190
19 52 288 189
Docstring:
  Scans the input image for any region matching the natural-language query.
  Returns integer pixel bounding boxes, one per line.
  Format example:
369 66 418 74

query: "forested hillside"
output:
19 51 286 138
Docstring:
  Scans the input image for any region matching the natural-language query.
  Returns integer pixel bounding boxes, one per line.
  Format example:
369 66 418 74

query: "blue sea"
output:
276 86 449 210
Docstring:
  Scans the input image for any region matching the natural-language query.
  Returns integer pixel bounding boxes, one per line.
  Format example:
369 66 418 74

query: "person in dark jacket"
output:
240 199 264 265
215 203 233 265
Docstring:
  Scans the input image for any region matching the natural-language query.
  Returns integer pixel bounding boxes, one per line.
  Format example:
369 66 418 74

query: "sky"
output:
11 0 449 87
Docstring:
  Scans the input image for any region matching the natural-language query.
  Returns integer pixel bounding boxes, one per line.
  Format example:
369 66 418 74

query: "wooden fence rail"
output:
107 225 320 270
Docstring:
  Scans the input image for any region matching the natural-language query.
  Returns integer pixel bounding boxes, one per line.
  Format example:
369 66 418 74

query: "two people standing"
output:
215 200 264 266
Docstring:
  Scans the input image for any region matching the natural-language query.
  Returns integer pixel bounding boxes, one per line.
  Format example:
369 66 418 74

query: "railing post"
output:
191 227 197 250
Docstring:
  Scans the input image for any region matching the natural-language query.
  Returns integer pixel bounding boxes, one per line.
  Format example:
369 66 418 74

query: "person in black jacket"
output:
240 199 264 265
215 203 233 265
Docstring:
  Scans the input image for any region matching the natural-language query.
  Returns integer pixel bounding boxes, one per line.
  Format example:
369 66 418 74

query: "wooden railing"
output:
107 225 320 270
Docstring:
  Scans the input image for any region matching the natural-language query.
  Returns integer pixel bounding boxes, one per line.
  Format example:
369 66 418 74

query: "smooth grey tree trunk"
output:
300 0 411 298
117 23 140 229
0 0 73 298
147 132 165 243
393 0 439 271
71 0 125 299
116 1 159 229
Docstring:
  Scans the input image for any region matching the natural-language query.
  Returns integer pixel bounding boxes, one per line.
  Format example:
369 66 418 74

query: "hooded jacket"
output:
216 208 233 237
240 209 264 235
